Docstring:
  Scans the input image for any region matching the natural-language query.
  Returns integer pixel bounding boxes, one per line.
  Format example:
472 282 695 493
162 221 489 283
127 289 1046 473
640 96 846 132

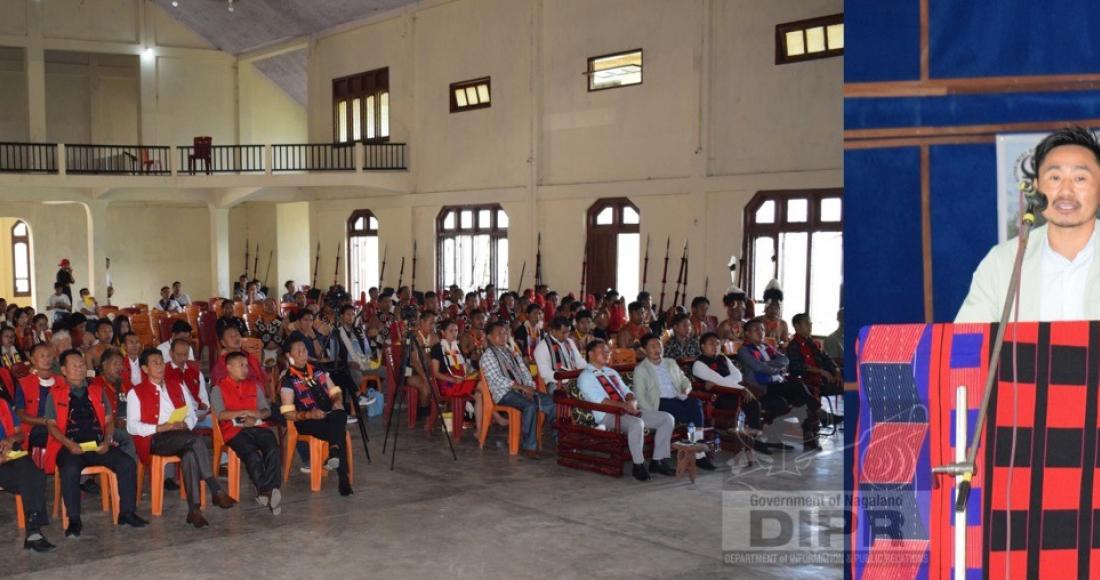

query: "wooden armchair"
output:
551 365 653 478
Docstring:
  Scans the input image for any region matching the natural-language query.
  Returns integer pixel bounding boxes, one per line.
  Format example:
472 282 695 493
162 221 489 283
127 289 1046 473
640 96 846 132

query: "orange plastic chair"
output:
210 418 241 501
131 303 149 312
247 303 263 318
476 374 544 455
610 348 637 365
0 489 26 528
241 337 264 360
145 455 207 516
52 465 119 528
281 419 354 492
233 301 245 318
97 305 119 319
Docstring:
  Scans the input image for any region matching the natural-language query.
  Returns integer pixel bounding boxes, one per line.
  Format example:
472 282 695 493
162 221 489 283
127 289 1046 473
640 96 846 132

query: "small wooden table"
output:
671 441 709 483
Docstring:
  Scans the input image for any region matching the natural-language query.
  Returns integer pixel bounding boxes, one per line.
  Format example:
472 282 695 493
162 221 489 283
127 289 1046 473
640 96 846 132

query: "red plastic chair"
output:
188 136 212 175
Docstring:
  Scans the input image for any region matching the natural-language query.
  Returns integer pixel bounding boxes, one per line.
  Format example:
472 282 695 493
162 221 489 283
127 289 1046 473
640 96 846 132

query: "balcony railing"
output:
364 142 407 170
66 145 171 175
178 144 265 174
273 143 355 172
0 141 408 175
0 143 58 173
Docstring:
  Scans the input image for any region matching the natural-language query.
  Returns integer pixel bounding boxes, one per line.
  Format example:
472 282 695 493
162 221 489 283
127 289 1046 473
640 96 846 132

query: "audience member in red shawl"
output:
689 297 719 336
786 313 843 426
616 301 649 351
211 325 266 386
533 316 585 392
127 348 236 528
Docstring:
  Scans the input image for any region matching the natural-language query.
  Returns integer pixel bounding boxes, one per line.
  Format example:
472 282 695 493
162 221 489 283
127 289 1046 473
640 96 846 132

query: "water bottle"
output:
687 422 696 443
713 433 721 450
737 410 746 434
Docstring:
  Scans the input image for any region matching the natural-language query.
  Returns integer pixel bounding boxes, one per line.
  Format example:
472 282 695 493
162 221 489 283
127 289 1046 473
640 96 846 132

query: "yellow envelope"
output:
79 441 99 452
166 406 188 424
6 450 27 460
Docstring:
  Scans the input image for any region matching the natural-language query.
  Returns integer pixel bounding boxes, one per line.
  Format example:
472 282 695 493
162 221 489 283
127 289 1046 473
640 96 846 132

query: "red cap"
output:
59 258 70 267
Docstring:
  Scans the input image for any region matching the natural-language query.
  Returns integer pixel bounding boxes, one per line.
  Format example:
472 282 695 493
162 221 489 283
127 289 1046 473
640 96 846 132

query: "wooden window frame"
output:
11 221 29 297
587 197 640 233
586 49 643 92
346 209 379 295
775 14 844 65
332 67 390 144
450 77 492 113
741 189 842 312
436 204 508 292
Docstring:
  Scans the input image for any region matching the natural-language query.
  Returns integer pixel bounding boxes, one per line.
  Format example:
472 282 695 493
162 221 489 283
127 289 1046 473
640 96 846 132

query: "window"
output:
437 205 508 294
587 49 642 91
347 210 379 299
333 67 390 143
450 77 491 113
586 198 641 300
743 190 842 335
776 14 843 64
11 221 29 297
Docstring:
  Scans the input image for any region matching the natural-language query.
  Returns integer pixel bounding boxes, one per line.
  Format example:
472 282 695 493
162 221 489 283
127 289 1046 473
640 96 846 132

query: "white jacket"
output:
956 222 1100 322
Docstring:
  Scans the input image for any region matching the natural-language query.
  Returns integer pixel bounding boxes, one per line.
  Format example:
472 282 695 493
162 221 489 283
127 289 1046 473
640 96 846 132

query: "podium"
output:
852 322 1100 579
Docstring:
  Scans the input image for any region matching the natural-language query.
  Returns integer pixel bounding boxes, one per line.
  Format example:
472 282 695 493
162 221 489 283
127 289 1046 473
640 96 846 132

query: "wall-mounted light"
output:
172 1 179 7
142 47 155 60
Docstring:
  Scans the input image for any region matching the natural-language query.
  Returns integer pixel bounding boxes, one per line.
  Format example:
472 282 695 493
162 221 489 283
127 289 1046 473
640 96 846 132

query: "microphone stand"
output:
931 194 1044 573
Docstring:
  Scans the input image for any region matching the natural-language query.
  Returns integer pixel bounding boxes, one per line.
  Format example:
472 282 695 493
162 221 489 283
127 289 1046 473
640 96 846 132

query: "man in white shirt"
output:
127 348 236 527
958 126 1100 322
157 320 196 362
121 332 144 390
170 281 191 307
153 286 182 313
46 282 71 325
533 316 584 392
576 339 675 481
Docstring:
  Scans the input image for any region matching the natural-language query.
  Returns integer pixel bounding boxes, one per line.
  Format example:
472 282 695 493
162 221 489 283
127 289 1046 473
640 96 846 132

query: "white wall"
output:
239 63 308 146
0 50 28 142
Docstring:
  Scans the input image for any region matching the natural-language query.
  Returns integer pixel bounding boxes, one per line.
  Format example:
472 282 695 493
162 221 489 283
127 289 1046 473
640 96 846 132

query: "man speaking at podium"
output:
957 127 1100 322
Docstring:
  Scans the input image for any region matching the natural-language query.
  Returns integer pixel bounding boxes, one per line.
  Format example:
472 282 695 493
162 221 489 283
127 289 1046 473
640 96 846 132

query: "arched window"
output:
11 221 29 297
585 198 640 300
347 210 379 298
437 204 508 293
743 189 842 334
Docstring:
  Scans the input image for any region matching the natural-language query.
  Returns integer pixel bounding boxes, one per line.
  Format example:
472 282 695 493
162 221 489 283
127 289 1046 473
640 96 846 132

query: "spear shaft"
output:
641 234 650 293
657 236 670 313
310 241 321 289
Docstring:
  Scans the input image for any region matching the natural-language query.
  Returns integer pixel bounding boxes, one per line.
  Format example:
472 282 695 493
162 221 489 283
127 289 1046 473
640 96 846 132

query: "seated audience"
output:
479 321 556 460
215 300 248 339
616 301 649 351
170 281 191 307
632 334 715 470
737 321 819 451
533 316 584 393
577 339 675 481
663 313 702 361
0 384 55 551
279 338 353 496
46 349 146 537
127 348 236 528
154 286 182 313
165 338 211 428
157 320 195 362
211 325 266 386
90 348 137 463
211 352 281 515
15 344 61 457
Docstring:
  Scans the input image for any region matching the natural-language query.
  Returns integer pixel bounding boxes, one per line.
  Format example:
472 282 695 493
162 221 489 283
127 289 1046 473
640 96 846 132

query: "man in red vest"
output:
45 349 146 537
0 379 55 551
89 348 137 463
164 339 210 429
126 348 236 528
15 344 61 458
212 352 282 515
119 332 144 392
210 325 266 387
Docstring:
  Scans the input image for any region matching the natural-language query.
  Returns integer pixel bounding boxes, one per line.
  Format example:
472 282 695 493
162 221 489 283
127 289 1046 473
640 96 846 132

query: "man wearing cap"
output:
56 259 75 304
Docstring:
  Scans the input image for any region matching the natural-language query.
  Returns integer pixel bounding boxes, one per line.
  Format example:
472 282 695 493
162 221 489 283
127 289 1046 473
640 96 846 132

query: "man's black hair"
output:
59 348 84 368
792 313 810 326
691 296 709 309
1027 125 1100 180
171 320 192 334
138 347 163 368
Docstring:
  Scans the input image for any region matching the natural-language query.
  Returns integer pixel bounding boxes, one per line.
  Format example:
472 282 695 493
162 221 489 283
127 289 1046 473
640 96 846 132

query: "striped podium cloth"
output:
852 322 1100 579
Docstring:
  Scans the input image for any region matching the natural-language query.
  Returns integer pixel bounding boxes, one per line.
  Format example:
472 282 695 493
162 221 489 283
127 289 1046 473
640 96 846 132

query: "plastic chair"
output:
145 455 207 516
233 301 245 318
188 136 212 175
610 348 637 365
476 374 544 455
0 489 26 529
281 419 354 492
52 465 119 529
210 418 241 501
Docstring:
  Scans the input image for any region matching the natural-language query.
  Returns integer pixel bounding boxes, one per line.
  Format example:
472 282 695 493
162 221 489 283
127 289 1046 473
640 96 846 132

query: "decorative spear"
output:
516 260 527 294
379 245 388 286
641 234 650 294
671 240 687 311
243 237 250 282
657 236 670 313
411 241 418 292
332 242 342 287
310 241 321 289
263 249 274 294
252 243 260 281
397 256 406 290
534 233 543 288
680 242 690 307
580 236 588 302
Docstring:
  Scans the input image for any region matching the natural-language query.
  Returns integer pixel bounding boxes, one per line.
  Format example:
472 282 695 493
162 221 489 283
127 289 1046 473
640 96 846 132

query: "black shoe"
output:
803 439 821 452
339 481 354 496
696 456 717 471
632 463 651 481
23 533 55 552
163 479 180 491
763 441 794 451
118 512 149 528
79 479 100 495
751 441 774 455
65 518 82 538
649 459 676 476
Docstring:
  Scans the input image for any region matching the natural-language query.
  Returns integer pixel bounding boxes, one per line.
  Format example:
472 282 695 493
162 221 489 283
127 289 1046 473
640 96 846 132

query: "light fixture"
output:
142 47 155 59
171 1 178 6
227 0 235 12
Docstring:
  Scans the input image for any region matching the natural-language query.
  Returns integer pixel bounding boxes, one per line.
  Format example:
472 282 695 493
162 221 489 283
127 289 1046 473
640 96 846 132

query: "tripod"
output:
381 329 459 470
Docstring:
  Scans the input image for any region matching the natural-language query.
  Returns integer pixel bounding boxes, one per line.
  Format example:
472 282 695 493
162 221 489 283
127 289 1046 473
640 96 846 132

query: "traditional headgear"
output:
59 258 70 268
763 279 784 303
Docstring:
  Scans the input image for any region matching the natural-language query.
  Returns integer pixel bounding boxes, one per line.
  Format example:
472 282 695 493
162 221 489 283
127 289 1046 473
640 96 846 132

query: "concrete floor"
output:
0 418 843 579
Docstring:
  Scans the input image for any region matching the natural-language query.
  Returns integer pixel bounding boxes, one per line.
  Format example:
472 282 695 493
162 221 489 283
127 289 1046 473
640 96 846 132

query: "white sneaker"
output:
358 394 377 406
299 466 311 474
256 494 269 507
269 488 282 516
324 457 340 471
346 415 358 424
